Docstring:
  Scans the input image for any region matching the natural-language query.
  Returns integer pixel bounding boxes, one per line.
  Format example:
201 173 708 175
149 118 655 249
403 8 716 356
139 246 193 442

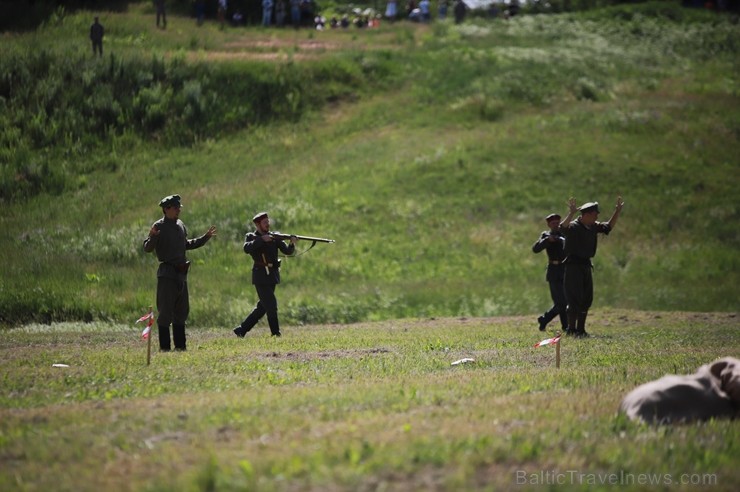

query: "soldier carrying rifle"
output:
234 211 334 338
532 213 567 332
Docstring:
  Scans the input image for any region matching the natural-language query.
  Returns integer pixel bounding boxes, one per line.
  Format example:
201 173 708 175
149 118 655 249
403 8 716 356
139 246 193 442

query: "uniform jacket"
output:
90 22 104 42
143 217 211 281
560 218 611 265
532 230 566 282
244 230 295 285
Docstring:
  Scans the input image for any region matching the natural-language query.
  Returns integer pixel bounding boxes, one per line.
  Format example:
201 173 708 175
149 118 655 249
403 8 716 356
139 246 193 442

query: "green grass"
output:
1 310 738 490
2 4 739 326
2 3 739 490
0 7 738 306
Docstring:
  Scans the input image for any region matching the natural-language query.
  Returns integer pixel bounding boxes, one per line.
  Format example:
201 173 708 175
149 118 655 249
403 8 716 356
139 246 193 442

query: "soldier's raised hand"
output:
568 197 578 214
205 225 217 238
149 225 160 237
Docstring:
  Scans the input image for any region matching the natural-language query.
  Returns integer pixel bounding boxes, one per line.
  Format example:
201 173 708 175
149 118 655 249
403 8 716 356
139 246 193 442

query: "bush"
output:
0 48 374 202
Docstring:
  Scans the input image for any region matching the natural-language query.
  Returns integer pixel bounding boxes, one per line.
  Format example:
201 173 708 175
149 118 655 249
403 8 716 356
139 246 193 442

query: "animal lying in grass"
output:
619 357 740 424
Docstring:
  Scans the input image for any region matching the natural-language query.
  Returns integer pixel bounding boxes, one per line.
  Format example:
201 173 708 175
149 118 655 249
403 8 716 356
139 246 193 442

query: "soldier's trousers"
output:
156 277 189 327
542 278 567 328
239 284 280 336
156 277 189 351
564 263 593 316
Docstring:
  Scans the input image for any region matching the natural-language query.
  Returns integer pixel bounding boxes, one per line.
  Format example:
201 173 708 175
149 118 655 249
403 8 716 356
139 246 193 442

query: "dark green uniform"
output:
143 198 212 351
560 217 611 335
532 229 567 331
90 18 104 57
235 229 295 337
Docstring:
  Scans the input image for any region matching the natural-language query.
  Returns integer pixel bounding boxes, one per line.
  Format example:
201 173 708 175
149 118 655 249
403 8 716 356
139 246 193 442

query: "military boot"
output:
566 311 578 336
266 311 281 337
173 324 187 351
538 309 557 331
158 325 171 352
558 311 568 331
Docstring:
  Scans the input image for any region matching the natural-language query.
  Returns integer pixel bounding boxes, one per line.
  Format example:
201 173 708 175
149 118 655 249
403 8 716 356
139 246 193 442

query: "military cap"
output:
579 202 600 213
545 213 561 221
252 211 269 223
159 194 182 208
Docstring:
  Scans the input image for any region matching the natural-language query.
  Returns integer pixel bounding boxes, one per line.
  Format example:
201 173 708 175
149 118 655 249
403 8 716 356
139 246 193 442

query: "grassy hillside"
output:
1 2 739 327
1 311 738 490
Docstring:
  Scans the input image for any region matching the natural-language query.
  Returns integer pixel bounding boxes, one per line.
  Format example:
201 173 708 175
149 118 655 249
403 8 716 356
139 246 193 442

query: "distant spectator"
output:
300 0 314 25
489 2 500 18
508 0 520 16
453 0 467 24
314 15 325 30
406 0 417 17
195 0 205 26
232 9 244 26
90 16 104 57
290 0 301 27
408 8 421 22
419 0 431 22
262 0 273 26
385 0 398 20
155 0 167 29
438 0 448 19
330 16 339 28
218 0 228 29
276 0 287 27
340 14 350 28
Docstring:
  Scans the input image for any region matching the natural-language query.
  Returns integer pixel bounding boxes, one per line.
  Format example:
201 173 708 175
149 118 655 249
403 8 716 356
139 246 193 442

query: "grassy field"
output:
1 2 738 326
1 310 739 491
1 4 739 490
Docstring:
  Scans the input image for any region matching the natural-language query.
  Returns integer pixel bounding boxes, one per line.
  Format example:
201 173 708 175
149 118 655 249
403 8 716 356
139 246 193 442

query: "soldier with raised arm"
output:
143 194 217 351
559 196 624 337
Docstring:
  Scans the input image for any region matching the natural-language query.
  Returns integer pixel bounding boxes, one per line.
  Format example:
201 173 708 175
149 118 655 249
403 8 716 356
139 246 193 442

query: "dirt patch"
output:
224 39 341 51
188 50 323 62
262 347 392 361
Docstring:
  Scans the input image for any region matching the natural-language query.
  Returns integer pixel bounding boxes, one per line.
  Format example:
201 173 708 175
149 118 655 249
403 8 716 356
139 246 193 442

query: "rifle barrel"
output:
271 233 335 243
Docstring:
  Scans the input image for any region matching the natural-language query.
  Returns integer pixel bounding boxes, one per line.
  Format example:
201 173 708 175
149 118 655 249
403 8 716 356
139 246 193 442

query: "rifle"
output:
269 232 335 255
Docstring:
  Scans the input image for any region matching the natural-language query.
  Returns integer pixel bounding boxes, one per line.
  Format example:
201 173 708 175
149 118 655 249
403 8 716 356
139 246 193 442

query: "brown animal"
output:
619 357 740 424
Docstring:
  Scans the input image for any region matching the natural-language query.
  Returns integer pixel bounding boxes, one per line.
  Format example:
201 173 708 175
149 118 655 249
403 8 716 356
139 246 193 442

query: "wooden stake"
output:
146 306 153 366
555 333 561 369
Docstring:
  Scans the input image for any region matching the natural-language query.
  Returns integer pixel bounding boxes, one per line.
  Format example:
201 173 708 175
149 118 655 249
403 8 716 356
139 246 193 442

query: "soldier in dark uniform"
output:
90 16 104 57
559 196 624 337
155 0 167 29
234 212 296 338
143 195 217 351
532 213 567 332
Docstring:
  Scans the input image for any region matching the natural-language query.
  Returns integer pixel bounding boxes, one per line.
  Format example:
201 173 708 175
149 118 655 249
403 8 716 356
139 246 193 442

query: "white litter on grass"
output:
451 358 475 366
52 364 70 368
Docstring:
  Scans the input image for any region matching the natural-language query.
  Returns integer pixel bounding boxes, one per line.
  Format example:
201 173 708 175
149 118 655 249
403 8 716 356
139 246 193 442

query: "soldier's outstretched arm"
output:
607 196 624 229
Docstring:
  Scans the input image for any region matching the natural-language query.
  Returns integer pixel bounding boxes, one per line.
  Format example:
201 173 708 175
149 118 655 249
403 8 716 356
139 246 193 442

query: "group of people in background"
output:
88 0 523 55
